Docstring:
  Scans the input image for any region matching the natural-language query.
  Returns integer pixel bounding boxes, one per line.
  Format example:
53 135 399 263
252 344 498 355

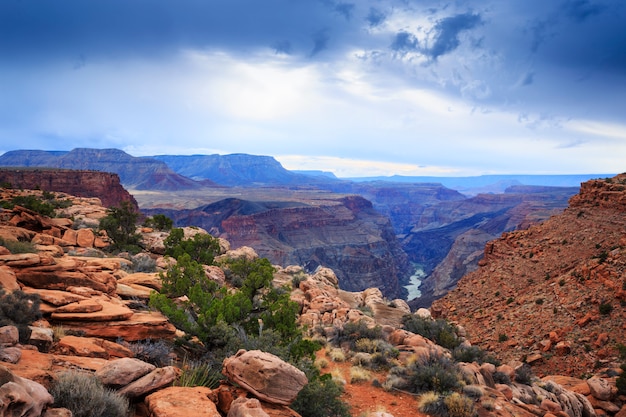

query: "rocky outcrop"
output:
0 148 208 191
150 195 412 299
432 174 626 376
0 168 138 209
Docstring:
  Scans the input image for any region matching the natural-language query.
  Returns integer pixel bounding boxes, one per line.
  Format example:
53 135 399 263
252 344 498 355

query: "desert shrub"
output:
617 343 626 360
462 384 484 399
144 214 173 231
176 359 224 388
164 228 220 265
0 289 42 343
498 333 509 342
336 320 383 348
402 315 461 349
292 373 351 417
315 357 329 369
99 201 141 253
370 352 393 370
492 371 511 385
599 303 613 315
328 348 346 362
349 366 371 383
0 237 37 254
418 392 446 416
515 364 533 385
50 371 130 417
351 352 372 367
452 345 487 364
389 352 461 394
123 339 172 367
444 392 477 417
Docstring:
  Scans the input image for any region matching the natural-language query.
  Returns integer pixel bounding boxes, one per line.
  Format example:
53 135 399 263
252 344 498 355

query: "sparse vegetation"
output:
599 302 613 315
0 192 72 217
402 315 460 350
99 201 142 253
176 358 224 388
0 237 37 254
143 214 173 231
292 373 351 417
387 352 461 394
0 289 42 343
50 371 130 417
444 392 477 417
349 366 371 383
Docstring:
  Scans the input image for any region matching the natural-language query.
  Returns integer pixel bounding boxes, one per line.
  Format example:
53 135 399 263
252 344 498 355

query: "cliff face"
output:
0 168 138 209
0 148 209 191
432 174 626 376
148 195 412 299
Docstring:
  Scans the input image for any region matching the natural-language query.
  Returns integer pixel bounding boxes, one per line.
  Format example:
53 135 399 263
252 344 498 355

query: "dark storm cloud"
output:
390 32 419 53
0 0 362 62
425 13 482 59
366 8 387 27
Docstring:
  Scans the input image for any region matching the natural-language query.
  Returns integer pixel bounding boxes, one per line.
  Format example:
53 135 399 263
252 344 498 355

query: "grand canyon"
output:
0 149 623 417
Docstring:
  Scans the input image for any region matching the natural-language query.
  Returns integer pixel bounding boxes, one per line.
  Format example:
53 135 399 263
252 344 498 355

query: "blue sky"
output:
0 0 624 177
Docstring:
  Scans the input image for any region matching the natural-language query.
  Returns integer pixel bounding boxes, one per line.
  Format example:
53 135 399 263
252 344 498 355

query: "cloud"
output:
390 32 419 53
310 29 330 56
424 13 483 59
334 3 355 20
563 0 606 22
366 8 387 27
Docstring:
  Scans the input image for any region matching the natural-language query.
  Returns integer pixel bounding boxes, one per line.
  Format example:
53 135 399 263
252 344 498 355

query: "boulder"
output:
0 326 18 347
53 299 103 314
0 365 53 417
95 358 156 388
586 377 616 401
22 288 88 306
117 272 162 291
118 366 180 398
145 386 220 417
227 397 270 417
0 266 19 291
51 299 133 322
0 347 21 364
76 228 95 247
222 350 307 405
27 327 54 353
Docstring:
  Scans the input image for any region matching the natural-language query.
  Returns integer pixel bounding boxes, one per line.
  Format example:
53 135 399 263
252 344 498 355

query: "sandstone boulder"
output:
53 335 133 359
0 347 21 364
59 311 177 341
145 386 220 417
117 272 162 291
51 299 133 322
586 376 616 401
227 397 270 417
76 228 95 247
22 288 88 306
0 326 18 347
0 365 53 417
0 266 19 291
96 357 156 388
222 350 307 406
118 366 180 398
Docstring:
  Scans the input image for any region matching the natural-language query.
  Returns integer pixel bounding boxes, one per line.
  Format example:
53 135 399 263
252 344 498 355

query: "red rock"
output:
0 253 41 267
0 365 53 417
51 299 133 322
228 397 270 417
76 229 95 248
95 358 156 388
555 341 571 356
59 311 177 341
118 366 180 398
222 350 307 405
594 333 609 347
53 299 103 314
0 266 19 291
22 288 88 306
145 386 220 417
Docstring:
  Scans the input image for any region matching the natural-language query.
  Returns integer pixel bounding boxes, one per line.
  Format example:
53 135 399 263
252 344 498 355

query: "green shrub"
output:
452 345 488 364
498 333 509 342
337 320 384 347
492 371 511 385
0 237 37 254
144 214 173 231
164 228 220 265
599 303 613 315
131 253 157 272
462 385 484 399
50 371 129 417
99 201 141 253
402 315 461 349
0 289 42 343
292 373 351 417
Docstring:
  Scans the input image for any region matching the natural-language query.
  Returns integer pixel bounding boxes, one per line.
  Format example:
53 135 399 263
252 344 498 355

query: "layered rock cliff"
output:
0 168 138 209
147 195 412 299
432 174 626 376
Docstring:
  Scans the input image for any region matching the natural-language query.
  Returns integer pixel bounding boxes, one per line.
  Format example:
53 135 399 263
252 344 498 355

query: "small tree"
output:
164 228 220 265
144 214 173 231
99 201 141 252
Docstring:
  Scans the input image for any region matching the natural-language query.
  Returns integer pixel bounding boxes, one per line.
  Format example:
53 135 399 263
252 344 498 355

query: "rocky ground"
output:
0 186 624 417
433 174 626 378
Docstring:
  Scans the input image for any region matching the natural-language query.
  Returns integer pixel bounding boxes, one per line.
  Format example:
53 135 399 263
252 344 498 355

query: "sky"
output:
0 0 625 177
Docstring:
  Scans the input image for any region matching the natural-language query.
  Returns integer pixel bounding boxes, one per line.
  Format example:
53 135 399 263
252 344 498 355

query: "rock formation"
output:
0 168 138 209
432 174 626 376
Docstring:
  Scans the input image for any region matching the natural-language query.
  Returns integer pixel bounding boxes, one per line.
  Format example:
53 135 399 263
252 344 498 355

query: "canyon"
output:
0 149 598 304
